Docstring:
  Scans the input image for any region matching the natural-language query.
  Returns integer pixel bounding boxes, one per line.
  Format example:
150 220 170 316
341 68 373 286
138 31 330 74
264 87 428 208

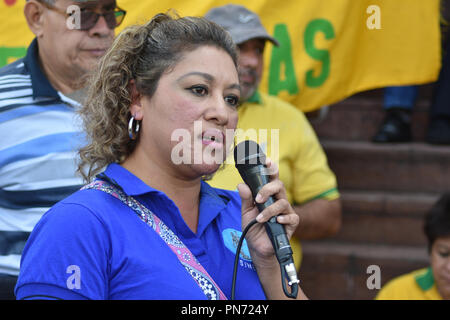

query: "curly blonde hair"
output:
77 13 238 182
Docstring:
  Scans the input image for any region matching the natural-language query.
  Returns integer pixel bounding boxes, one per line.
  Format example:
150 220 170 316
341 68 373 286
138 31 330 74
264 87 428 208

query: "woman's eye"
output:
225 95 239 107
189 86 208 96
438 251 450 258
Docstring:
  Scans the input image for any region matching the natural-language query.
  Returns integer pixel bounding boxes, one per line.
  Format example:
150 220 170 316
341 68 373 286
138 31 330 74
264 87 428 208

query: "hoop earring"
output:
128 116 140 140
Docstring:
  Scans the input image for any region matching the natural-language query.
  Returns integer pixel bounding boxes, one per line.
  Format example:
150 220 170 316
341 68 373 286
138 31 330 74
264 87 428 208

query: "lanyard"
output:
82 179 227 300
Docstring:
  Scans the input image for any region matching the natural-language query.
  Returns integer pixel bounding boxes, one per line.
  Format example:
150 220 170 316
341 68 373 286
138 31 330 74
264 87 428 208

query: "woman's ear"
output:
129 80 144 120
24 0 46 38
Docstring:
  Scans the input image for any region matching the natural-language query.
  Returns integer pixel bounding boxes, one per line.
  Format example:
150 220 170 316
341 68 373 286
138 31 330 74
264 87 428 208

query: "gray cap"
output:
205 4 279 47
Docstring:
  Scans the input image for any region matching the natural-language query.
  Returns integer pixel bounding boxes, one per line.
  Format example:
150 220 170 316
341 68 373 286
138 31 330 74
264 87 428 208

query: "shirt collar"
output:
415 267 435 291
197 181 230 235
24 38 60 100
102 163 229 207
199 180 229 213
101 163 230 236
102 163 162 197
245 90 263 104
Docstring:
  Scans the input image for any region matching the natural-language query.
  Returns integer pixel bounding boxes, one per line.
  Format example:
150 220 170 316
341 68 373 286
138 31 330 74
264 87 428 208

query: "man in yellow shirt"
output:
205 4 342 269
376 193 450 300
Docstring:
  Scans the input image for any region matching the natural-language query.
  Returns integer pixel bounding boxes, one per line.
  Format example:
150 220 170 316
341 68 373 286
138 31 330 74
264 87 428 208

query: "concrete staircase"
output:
300 85 450 299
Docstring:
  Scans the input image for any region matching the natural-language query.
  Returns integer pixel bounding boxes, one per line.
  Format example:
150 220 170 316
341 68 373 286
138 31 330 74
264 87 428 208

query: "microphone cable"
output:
231 218 299 300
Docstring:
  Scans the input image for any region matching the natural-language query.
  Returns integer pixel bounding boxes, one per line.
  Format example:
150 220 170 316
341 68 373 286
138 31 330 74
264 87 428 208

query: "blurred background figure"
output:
373 4 450 145
0 0 125 299
427 34 450 145
372 85 417 143
372 61 450 145
376 193 450 300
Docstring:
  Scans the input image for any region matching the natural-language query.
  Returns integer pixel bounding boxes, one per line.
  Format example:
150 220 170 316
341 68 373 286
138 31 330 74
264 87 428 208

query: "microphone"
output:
234 140 299 297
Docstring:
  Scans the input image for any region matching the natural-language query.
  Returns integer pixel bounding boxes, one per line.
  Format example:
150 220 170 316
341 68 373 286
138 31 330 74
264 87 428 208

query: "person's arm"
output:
293 198 342 240
289 110 342 240
15 202 109 300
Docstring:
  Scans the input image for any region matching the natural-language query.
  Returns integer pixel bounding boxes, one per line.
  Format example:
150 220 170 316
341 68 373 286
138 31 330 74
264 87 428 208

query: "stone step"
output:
308 84 435 142
322 140 450 193
299 85 439 299
299 240 429 300
335 191 439 246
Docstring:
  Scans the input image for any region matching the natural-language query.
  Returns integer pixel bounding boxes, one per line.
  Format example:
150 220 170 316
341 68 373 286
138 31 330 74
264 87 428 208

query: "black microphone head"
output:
234 140 272 207
234 140 266 172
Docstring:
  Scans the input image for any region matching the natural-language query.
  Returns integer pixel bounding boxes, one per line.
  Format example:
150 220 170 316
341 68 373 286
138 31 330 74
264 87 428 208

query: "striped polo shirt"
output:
0 38 85 275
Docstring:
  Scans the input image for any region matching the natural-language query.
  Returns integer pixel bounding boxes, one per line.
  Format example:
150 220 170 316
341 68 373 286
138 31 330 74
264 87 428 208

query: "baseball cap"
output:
205 4 279 47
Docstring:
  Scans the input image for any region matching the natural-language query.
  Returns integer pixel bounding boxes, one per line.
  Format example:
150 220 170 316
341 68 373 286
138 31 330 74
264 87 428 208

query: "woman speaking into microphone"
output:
15 13 307 300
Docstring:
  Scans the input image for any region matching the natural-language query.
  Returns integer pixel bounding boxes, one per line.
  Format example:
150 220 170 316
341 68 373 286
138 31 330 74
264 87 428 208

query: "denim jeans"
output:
384 86 418 110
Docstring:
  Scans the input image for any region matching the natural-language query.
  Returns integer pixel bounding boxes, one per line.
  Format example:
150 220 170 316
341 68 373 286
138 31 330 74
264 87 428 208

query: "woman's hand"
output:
237 159 299 267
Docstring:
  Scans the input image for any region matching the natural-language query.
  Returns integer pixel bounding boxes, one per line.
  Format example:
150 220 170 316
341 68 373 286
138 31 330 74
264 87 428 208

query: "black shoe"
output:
372 108 412 143
426 117 450 145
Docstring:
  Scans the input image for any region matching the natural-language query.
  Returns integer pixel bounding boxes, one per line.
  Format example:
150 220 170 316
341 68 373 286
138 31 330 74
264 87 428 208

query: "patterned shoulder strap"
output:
82 179 227 300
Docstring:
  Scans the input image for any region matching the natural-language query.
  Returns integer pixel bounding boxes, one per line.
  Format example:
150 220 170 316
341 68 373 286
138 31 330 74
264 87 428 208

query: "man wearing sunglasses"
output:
0 0 126 299
25 0 126 93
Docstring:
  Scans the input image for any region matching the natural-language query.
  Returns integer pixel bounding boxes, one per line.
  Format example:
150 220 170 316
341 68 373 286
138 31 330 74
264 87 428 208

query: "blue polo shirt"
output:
15 163 266 300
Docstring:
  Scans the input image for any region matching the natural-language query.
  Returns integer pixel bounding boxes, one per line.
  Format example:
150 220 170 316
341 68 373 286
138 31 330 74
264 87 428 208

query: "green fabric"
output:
294 187 339 205
246 91 263 104
415 267 435 291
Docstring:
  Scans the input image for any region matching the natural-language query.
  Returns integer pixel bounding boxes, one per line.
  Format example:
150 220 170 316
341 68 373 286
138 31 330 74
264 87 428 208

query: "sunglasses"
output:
39 1 127 30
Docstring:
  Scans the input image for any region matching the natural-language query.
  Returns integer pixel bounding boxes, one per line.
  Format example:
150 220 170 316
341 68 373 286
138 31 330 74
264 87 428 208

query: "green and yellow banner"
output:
0 0 441 111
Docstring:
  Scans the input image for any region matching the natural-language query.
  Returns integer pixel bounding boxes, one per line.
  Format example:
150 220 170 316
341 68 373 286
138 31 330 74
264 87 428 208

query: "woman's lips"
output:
201 129 225 148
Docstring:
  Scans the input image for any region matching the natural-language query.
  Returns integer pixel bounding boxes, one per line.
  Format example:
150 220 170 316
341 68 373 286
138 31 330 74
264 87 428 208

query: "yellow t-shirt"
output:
208 91 339 269
376 267 443 300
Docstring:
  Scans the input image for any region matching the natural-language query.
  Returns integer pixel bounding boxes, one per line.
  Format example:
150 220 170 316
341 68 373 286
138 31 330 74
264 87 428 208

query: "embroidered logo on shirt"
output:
222 228 252 261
